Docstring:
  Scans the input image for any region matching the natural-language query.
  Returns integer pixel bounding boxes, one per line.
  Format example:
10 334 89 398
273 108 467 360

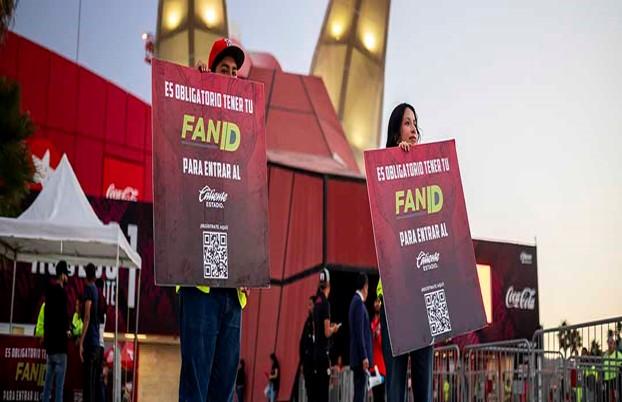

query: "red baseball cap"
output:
208 38 245 72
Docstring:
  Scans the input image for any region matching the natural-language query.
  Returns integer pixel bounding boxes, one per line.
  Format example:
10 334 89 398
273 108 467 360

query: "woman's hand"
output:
196 60 208 72
398 141 412 152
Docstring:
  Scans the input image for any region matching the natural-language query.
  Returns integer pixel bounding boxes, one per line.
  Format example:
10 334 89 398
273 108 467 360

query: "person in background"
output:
41 260 70 402
379 103 434 402
236 360 246 402
311 268 340 402
266 353 280 402
80 263 100 402
299 296 315 402
371 296 386 402
96 278 107 402
603 334 622 401
348 273 372 402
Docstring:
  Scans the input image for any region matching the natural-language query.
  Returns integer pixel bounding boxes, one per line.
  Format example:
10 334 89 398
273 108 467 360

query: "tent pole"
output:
131 268 141 402
9 258 17 333
114 245 120 402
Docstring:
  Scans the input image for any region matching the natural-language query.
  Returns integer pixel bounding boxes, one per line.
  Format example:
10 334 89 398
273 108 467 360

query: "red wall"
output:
0 32 153 203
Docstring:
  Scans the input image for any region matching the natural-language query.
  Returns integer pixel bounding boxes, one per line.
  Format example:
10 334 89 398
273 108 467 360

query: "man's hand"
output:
79 341 84 363
363 358 369 370
196 60 208 72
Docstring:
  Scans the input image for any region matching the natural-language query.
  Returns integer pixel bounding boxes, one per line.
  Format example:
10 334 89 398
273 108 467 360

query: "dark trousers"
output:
381 306 433 402
178 287 241 402
303 365 314 402
83 347 99 402
372 383 385 402
310 358 330 402
353 365 368 402
97 346 105 402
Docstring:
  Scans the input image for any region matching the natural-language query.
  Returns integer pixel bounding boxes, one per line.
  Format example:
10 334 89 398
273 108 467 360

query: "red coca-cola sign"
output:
505 286 537 310
102 158 144 202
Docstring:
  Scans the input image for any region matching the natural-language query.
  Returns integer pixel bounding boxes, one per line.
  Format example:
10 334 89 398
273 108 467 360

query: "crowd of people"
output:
30 36 621 402
36 261 108 402
175 37 431 402
33 37 445 402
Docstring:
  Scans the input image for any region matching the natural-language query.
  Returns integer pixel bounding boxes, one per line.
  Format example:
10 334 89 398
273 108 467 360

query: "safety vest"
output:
175 286 247 309
377 280 383 298
72 312 83 336
603 350 622 381
35 303 45 337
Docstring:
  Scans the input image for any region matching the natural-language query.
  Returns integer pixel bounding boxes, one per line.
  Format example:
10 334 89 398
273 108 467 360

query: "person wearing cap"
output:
310 268 341 402
41 260 71 402
603 334 622 400
177 37 248 402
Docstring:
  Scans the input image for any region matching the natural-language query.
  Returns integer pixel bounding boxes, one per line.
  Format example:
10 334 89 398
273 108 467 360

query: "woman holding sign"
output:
378 103 433 402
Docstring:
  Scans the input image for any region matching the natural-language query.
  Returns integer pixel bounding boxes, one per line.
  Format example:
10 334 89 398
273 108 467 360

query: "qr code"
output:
424 289 452 337
202 231 228 279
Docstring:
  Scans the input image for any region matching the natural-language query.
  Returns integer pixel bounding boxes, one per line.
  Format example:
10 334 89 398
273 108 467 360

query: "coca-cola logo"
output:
505 286 536 310
520 251 533 265
199 185 228 209
106 184 139 201
416 251 440 272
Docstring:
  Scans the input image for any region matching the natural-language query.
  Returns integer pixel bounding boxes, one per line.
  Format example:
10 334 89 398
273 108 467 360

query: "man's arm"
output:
80 299 91 361
352 301 368 368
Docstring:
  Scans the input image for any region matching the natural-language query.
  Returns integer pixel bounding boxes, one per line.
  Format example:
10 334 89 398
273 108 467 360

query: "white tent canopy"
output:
0 154 141 269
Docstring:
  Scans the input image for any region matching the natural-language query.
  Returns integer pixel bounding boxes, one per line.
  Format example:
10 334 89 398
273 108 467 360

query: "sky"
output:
12 0 622 328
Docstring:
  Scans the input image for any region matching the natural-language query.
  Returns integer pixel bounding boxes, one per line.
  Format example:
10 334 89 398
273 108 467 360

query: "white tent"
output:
0 154 142 402
0 155 141 268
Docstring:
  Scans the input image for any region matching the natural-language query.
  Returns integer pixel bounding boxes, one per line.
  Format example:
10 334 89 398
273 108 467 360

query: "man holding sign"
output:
152 38 268 402
365 103 487 402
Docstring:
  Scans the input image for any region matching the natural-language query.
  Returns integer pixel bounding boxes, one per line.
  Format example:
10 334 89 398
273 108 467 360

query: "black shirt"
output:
44 282 69 354
312 291 330 364
270 360 280 393
299 313 315 368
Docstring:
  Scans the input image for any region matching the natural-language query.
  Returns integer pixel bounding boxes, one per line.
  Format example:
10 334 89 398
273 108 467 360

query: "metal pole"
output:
114 245 121 402
131 268 141 402
9 258 17 333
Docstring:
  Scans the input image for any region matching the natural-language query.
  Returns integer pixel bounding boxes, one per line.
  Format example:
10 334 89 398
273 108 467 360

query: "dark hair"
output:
356 273 368 291
385 103 419 148
270 353 279 364
55 260 68 278
85 263 96 280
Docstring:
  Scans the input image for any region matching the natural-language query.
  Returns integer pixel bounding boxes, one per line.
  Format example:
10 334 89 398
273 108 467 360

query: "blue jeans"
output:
179 287 241 402
381 305 433 402
42 353 67 402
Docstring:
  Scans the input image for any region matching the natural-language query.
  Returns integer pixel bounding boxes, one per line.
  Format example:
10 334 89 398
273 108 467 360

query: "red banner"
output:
364 140 487 355
151 59 269 287
0 335 82 402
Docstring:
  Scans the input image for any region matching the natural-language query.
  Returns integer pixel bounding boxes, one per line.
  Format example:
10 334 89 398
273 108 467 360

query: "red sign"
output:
103 157 144 202
151 58 269 287
364 140 487 355
0 335 82 402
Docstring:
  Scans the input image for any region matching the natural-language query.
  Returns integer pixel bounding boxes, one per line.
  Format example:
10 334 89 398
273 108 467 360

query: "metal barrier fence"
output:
295 316 622 402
